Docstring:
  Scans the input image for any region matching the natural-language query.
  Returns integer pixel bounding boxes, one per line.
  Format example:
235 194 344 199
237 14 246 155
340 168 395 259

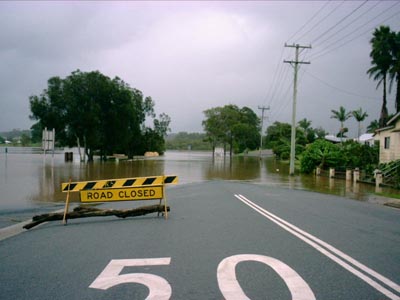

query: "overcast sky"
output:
1 1 399 137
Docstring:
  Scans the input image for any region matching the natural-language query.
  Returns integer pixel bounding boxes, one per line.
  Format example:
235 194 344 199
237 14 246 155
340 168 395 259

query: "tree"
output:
265 121 307 159
30 70 168 161
202 105 260 155
330 106 352 142
367 26 394 127
297 118 317 143
352 108 368 140
300 139 342 173
367 119 380 133
389 31 400 112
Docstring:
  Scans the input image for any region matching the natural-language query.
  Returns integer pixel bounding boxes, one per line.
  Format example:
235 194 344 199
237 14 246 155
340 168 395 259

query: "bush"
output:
300 139 342 173
300 139 379 174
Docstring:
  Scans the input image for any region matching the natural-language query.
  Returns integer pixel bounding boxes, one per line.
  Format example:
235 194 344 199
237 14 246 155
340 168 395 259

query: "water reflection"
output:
0 149 398 209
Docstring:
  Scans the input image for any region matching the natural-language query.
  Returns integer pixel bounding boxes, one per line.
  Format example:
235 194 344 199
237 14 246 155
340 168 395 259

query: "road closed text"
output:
80 186 163 202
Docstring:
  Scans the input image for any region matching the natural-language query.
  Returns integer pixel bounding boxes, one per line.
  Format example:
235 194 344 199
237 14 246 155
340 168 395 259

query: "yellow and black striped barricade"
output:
61 175 178 223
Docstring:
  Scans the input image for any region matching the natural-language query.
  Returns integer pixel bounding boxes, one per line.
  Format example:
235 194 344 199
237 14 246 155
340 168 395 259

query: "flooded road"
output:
0 148 397 210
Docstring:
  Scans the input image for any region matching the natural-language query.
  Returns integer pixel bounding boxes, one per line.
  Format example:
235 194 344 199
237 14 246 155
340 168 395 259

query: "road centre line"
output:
235 194 400 300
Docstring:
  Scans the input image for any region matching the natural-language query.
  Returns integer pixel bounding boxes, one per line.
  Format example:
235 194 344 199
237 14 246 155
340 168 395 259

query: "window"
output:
384 137 390 149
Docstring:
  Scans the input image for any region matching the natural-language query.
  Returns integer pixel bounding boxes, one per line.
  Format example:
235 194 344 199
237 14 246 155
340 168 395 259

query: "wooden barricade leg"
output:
163 178 168 220
62 178 72 225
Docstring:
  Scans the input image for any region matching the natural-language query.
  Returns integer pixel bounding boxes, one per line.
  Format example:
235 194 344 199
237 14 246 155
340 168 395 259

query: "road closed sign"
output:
80 186 163 202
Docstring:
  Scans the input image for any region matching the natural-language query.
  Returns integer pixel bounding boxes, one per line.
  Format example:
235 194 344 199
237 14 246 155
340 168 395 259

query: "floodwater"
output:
0 148 397 210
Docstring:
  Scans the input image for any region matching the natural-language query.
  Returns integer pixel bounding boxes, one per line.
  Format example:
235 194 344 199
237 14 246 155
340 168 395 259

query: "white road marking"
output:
89 258 172 300
217 254 316 300
235 194 400 300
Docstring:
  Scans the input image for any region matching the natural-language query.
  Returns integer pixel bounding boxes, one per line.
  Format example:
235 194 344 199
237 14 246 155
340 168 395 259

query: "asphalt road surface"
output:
0 181 399 299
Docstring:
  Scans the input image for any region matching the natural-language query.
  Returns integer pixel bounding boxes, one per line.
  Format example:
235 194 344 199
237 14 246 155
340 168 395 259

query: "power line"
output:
286 1 331 44
303 69 378 100
316 1 381 47
263 46 285 106
312 7 400 61
296 0 345 43
311 0 368 44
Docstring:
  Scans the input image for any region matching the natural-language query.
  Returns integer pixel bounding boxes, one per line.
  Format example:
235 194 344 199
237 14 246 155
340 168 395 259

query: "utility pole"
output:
284 43 311 175
258 105 270 159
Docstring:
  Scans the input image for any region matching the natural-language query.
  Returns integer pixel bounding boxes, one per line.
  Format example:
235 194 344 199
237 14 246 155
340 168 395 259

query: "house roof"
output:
324 135 346 143
359 133 374 141
373 112 400 135
387 111 400 125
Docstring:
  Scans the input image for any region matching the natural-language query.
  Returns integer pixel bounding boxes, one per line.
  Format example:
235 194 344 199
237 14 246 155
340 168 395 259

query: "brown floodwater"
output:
0 148 398 210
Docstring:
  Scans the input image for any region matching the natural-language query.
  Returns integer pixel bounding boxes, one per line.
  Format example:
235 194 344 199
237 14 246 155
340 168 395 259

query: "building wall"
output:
376 120 400 163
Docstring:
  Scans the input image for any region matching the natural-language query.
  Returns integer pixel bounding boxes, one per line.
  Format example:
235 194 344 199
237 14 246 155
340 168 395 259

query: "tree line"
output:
30 70 170 161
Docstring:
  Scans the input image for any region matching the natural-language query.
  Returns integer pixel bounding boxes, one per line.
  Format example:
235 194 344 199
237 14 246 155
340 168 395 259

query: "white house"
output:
374 112 400 163
358 133 374 146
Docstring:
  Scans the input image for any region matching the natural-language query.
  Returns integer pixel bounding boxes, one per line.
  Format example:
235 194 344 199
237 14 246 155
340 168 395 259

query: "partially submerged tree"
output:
30 70 169 161
202 105 260 155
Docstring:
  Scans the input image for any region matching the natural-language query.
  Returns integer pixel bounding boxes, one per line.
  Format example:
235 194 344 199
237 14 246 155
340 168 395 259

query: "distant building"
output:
324 135 348 143
358 133 374 146
374 112 400 163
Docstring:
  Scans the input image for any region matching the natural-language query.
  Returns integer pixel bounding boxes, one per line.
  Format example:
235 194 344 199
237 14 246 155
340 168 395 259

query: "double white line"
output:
235 194 400 300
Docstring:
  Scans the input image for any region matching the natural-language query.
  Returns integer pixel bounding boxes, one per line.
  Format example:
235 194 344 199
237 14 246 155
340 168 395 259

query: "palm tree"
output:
389 31 400 112
367 119 380 133
367 26 394 127
331 106 352 142
352 108 368 140
298 118 314 143
298 118 312 131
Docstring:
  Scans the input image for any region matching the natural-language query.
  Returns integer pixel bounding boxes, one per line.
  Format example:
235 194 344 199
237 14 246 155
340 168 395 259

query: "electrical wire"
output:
312 7 400 61
296 0 346 43
303 69 378 100
286 1 331 44
262 46 285 106
316 1 381 47
311 0 368 44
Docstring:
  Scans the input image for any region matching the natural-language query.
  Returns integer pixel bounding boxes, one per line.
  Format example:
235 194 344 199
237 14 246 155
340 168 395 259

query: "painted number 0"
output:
217 254 315 300
89 255 315 300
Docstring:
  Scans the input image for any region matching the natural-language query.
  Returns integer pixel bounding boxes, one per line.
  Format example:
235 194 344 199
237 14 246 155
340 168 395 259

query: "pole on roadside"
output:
284 43 311 175
258 106 270 159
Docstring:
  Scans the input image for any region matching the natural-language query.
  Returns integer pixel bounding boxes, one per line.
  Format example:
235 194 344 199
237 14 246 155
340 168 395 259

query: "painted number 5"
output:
89 258 172 300
217 254 316 300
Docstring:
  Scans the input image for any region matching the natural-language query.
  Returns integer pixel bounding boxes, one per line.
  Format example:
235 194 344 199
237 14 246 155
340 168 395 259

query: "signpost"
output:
61 175 178 223
80 186 163 202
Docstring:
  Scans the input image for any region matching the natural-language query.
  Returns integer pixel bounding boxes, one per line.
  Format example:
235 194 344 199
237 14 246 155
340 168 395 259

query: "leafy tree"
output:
202 107 226 154
30 70 168 161
330 106 352 141
20 133 31 146
298 118 318 143
314 126 327 139
202 105 260 155
367 26 394 126
300 140 378 174
141 113 171 154
165 132 211 150
300 139 342 173
352 108 368 139
265 121 307 159
339 141 378 172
